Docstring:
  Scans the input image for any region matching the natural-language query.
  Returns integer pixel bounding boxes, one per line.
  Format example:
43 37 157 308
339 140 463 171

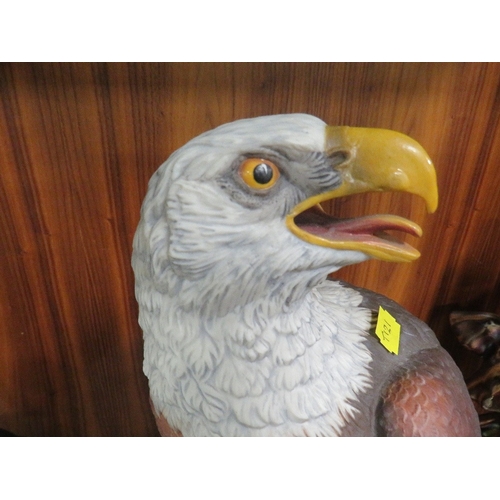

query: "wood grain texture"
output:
1 62 499 436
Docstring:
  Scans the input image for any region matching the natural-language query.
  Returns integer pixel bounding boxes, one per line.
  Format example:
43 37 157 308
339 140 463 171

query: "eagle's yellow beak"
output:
286 126 438 263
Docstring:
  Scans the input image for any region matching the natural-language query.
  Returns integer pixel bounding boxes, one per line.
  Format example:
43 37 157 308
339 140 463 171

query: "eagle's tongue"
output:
294 205 422 245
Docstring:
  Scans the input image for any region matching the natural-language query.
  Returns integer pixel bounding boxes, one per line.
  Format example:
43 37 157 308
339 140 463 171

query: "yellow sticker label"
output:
375 306 401 355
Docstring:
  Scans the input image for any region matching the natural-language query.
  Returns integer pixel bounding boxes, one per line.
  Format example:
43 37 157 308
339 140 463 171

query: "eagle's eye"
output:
239 158 280 190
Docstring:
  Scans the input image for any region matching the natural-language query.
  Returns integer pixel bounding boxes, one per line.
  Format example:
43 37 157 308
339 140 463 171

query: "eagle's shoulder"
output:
332 281 480 436
338 280 440 353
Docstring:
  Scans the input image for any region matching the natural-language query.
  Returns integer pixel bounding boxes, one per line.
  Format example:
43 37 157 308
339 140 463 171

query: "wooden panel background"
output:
1 62 499 436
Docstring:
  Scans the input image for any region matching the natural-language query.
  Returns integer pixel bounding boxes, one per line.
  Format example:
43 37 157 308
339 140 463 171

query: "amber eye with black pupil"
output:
239 158 280 190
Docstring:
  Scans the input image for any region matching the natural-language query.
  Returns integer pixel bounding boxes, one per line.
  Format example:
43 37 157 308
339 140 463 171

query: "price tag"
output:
375 306 401 355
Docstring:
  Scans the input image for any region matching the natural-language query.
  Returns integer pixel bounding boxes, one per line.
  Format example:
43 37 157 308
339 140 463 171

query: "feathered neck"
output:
142 278 374 436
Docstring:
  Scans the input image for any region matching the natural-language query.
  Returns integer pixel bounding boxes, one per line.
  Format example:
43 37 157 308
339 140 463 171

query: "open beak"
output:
286 126 438 263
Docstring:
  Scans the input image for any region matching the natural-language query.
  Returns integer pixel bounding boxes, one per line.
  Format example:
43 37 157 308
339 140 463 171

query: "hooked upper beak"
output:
286 126 438 263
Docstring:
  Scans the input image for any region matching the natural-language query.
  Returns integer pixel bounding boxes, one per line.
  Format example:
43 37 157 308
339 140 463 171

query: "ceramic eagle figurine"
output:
132 114 480 437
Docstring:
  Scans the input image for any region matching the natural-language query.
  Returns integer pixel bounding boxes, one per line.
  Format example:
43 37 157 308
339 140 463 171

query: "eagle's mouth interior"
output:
293 203 422 249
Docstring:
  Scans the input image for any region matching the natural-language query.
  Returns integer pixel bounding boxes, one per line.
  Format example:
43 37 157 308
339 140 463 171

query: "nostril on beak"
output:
328 150 350 169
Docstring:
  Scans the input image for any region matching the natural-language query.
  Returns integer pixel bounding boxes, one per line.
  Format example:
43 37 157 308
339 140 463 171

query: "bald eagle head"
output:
133 114 437 318
132 114 439 436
